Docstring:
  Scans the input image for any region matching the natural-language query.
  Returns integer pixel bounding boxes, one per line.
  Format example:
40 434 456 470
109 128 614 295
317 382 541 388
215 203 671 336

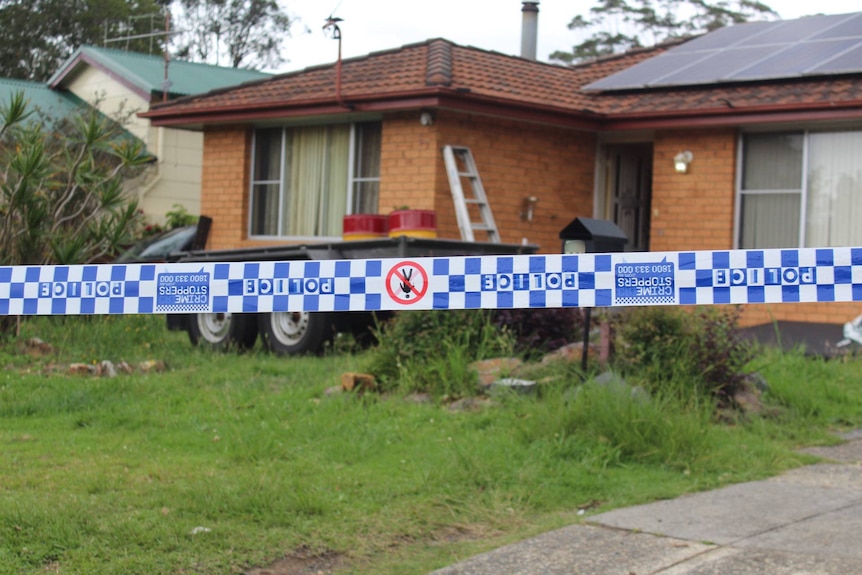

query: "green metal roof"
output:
0 78 87 123
48 45 271 99
0 77 149 156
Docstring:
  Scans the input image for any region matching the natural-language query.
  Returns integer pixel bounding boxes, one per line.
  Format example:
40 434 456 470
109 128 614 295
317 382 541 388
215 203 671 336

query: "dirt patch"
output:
244 547 344 575
244 524 490 574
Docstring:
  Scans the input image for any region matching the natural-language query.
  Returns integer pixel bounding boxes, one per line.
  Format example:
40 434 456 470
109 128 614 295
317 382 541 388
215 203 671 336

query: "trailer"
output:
166 235 537 355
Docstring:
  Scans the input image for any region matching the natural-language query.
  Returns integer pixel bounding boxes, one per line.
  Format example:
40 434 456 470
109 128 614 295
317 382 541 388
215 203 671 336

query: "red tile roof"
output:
142 37 862 129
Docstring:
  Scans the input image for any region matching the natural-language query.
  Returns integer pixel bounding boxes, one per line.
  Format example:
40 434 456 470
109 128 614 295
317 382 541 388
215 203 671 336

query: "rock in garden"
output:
340 372 376 393
100 360 117 378
468 357 523 386
68 363 96 375
138 360 166 373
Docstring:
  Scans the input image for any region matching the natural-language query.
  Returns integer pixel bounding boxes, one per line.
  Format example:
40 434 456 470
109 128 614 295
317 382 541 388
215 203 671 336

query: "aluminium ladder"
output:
442 145 500 243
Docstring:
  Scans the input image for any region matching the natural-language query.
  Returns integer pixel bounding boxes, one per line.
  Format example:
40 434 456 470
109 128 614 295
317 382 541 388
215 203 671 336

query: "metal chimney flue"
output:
520 1 539 60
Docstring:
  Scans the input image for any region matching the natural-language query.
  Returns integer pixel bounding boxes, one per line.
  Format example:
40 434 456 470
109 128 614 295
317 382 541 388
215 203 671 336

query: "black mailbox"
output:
559 217 628 254
558 218 628 372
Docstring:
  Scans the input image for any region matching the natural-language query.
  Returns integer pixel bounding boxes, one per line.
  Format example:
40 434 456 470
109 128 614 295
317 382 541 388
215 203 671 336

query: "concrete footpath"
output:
431 430 862 575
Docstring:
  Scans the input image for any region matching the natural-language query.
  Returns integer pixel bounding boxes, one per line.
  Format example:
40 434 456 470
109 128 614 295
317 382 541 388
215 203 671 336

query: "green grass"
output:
1 315 861 574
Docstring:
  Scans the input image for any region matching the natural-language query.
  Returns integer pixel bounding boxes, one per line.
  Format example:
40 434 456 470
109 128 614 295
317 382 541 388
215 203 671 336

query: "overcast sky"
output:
276 0 862 73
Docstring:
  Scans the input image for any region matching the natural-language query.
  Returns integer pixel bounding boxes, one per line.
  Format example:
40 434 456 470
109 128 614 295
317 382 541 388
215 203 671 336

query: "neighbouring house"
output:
141 11 862 327
44 46 270 223
0 78 89 124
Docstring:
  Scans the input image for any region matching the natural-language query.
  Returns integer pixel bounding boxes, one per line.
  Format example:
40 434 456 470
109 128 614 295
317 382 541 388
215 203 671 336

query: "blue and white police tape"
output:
0 247 857 316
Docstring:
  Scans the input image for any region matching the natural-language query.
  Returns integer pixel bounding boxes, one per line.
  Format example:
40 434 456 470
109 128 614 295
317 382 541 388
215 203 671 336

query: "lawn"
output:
2 314 862 574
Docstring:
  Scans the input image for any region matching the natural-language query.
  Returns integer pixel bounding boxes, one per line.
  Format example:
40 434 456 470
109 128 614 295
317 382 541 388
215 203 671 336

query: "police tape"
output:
0 246 857 316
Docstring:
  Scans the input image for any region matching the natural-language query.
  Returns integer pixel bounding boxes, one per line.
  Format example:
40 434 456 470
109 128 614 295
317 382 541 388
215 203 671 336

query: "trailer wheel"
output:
258 311 332 355
188 312 258 350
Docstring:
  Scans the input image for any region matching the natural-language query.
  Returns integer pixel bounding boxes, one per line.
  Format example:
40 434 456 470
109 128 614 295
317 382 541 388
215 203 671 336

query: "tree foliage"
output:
0 0 292 81
0 0 165 81
170 0 292 69
0 92 150 267
551 0 778 64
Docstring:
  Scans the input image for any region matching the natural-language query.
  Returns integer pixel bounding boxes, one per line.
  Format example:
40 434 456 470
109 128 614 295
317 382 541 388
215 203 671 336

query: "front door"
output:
603 144 652 252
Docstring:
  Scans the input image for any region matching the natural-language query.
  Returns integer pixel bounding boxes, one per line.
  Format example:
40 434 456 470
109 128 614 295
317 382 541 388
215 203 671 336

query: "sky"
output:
276 0 862 73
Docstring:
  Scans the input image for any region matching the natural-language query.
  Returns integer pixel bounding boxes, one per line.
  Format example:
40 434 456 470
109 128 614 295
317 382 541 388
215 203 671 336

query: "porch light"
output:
520 196 538 221
674 151 693 173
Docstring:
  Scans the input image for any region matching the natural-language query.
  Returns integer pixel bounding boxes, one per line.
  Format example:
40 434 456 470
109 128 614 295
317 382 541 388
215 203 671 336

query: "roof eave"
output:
143 88 603 131
48 49 152 101
600 100 862 130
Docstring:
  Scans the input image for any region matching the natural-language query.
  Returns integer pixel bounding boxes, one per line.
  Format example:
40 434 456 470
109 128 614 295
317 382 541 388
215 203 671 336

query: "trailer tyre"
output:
258 311 332 355
188 312 258 350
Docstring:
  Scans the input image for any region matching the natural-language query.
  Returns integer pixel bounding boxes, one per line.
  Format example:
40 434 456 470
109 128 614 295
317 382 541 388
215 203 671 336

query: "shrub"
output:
165 204 198 229
614 306 754 405
491 308 584 359
362 310 514 396
0 92 149 267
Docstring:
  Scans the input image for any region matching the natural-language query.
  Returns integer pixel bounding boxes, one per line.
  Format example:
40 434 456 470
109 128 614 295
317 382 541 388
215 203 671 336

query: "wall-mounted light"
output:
674 150 693 173
419 111 435 126
520 196 538 221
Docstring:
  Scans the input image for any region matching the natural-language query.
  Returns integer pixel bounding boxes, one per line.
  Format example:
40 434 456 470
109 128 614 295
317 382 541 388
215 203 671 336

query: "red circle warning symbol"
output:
386 261 428 304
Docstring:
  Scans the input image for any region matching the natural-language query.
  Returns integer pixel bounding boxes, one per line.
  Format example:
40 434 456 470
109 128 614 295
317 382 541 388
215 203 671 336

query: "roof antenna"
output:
323 14 350 109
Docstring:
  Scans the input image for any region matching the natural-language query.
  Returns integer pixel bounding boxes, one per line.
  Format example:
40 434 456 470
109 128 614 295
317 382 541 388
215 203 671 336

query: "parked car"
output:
115 225 198 263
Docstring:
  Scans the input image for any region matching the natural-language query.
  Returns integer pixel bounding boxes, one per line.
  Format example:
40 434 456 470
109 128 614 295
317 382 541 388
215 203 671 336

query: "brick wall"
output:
378 112 439 212
650 129 737 252
649 128 857 326
201 126 252 250
379 110 596 253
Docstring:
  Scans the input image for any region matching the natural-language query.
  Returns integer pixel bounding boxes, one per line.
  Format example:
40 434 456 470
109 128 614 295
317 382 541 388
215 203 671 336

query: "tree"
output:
551 0 778 64
169 0 292 69
0 92 151 268
0 0 165 81
0 0 291 81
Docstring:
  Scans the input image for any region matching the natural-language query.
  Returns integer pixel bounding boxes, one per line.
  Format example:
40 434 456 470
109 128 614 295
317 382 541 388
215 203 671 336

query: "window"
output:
250 121 381 237
351 122 382 214
738 130 862 248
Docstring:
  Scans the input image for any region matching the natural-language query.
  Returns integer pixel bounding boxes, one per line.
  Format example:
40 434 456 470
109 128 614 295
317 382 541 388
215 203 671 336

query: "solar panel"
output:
734 39 862 79
581 51 709 89
811 13 862 39
813 43 862 74
659 46 778 85
671 21 774 52
736 13 849 46
584 12 862 91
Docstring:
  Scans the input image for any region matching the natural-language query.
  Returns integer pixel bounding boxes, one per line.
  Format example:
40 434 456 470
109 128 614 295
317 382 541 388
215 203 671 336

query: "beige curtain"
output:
323 126 350 235
806 131 862 247
282 125 350 236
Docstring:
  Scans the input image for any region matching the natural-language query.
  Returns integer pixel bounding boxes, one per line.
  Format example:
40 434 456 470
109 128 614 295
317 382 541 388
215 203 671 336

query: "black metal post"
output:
581 307 592 372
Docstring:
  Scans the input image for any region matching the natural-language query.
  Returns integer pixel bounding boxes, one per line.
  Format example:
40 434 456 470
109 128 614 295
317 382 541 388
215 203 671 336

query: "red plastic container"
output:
342 214 388 241
388 209 437 238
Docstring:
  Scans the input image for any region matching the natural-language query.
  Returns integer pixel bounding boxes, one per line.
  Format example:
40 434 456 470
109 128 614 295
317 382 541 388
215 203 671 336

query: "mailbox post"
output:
559 218 628 371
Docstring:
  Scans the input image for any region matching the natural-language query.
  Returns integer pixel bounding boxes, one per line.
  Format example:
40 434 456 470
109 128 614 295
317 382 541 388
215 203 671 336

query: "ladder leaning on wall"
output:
442 145 500 243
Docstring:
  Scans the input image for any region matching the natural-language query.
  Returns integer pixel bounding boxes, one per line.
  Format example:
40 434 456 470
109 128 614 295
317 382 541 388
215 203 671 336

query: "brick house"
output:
142 12 862 326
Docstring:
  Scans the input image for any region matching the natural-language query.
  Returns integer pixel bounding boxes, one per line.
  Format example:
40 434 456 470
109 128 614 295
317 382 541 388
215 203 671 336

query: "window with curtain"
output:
738 130 862 248
352 122 381 214
250 121 382 237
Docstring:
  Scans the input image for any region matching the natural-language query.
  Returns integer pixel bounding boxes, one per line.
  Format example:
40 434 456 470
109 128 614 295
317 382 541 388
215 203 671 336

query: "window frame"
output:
733 128 816 249
247 120 381 240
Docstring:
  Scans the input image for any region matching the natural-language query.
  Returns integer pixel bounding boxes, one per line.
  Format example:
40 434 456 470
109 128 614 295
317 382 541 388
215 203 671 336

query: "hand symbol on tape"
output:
399 267 414 296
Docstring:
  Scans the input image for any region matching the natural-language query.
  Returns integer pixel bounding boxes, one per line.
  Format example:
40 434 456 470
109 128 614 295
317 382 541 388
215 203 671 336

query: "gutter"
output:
141 81 862 133
598 99 862 130
142 86 603 131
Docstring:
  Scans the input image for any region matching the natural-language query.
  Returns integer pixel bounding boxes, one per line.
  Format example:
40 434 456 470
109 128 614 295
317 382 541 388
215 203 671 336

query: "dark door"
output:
605 145 652 251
